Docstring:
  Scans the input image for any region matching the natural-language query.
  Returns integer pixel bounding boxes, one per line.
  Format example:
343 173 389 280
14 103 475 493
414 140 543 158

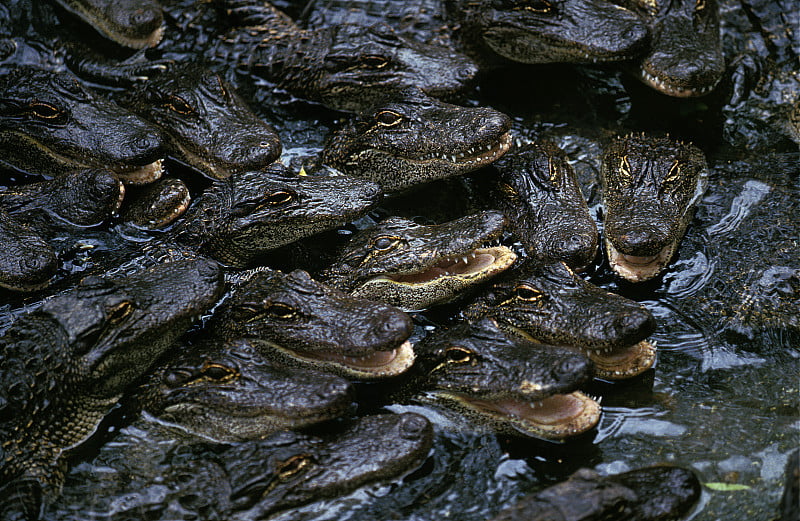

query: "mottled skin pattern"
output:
120 177 191 229
53 0 164 49
0 259 224 516
120 63 282 179
490 466 701 520
209 269 415 379
133 337 354 442
321 87 512 193
620 0 724 96
464 262 657 379
321 210 517 310
0 208 58 291
408 317 600 440
446 0 651 65
487 140 598 270
50 413 433 520
0 169 123 226
600 133 709 282
0 66 165 184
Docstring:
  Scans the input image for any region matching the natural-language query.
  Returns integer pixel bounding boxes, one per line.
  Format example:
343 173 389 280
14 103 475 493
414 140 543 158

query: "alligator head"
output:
0 66 165 184
489 140 598 270
168 164 383 267
449 0 650 64
322 87 512 193
122 63 282 179
322 210 517 310
135 337 354 442
53 0 164 48
624 0 724 96
414 317 600 440
209 269 416 380
465 262 657 379
601 133 708 282
0 208 58 291
120 177 191 229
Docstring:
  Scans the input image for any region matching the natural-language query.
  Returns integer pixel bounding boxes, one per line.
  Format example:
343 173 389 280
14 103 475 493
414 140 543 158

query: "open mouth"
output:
411 132 513 167
585 340 657 380
387 246 516 285
639 68 721 97
115 159 165 185
270 339 416 380
445 390 601 440
606 240 676 282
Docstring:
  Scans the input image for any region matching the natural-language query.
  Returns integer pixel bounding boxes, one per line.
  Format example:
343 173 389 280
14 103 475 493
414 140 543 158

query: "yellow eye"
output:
266 303 297 319
106 301 134 323
618 155 632 179
445 346 475 364
371 235 403 252
199 361 238 382
374 110 403 127
277 454 312 480
498 181 519 199
265 191 295 206
695 0 706 11
548 159 559 184
361 54 388 69
515 285 543 302
516 0 553 13
166 95 194 115
30 102 62 119
664 160 682 185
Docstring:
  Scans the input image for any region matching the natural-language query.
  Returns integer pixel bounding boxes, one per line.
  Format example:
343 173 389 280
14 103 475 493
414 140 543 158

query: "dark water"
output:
2 0 798 519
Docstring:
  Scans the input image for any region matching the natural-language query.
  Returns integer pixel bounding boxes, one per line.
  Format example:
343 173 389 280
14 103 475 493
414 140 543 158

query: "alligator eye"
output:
361 54 389 69
374 110 403 127
663 160 682 190
200 362 238 381
165 369 193 388
498 181 519 200
106 301 134 323
445 346 475 364
516 0 553 13
277 454 312 480
515 285 543 301
29 102 63 120
618 155 632 181
695 0 706 11
266 303 297 319
265 190 295 206
548 159 560 184
166 95 194 115
371 235 403 252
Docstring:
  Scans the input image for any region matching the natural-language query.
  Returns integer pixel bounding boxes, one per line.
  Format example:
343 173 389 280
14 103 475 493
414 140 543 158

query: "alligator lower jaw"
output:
390 246 516 285
411 132 513 168
446 390 601 441
281 340 416 380
606 240 676 282
639 68 720 97
585 340 657 380
115 159 165 185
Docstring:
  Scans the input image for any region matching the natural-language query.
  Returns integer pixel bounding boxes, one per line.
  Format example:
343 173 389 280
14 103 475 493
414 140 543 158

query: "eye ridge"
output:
29 101 63 120
375 110 403 127
361 54 389 69
277 454 313 480
371 235 403 252
445 346 475 363
266 302 297 319
166 95 194 115
515 285 543 301
265 191 295 206
106 301 135 323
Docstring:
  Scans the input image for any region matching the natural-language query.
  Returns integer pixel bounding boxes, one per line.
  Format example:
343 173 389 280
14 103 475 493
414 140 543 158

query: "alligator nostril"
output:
320 379 352 399
615 228 666 256
553 356 591 381
613 309 656 337
382 309 414 338
129 7 162 29
457 63 479 83
398 413 430 441
195 258 222 281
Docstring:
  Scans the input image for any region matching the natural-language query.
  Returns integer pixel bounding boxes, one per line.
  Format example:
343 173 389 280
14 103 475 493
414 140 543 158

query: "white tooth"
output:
462 256 469 264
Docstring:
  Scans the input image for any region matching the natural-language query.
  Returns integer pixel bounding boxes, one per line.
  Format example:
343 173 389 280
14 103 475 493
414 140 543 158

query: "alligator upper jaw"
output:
638 68 721 98
409 132 513 168
605 239 677 282
268 339 416 380
443 390 601 441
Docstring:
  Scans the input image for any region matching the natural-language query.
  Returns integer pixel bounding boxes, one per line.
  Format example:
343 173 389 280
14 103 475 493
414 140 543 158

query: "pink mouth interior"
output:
391 252 497 284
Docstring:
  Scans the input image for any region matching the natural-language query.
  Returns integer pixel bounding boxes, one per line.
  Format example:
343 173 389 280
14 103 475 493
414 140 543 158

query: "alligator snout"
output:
610 226 672 257
612 309 656 342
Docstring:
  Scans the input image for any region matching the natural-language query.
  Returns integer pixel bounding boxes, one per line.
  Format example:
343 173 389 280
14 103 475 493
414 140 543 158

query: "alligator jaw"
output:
585 340 657 380
606 239 677 282
116 159 165 185
410 132 513 167
639 68 721 98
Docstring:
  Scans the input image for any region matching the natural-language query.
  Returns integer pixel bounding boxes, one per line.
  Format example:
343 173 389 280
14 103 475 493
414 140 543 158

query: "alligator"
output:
303 0 651 66
0 258 224 517
133 337 355 442
0 65 165 184
0 208 58 291
600 133 709 282
51 0 164 49
49 412 433 520
119 62 283 179
464 261 657 380
321 210 518 310
490 466 701 520
617 0 725 97
0 169 124 226
407 317 601 441
320 87 513 193
119 177 191 229
484 140 598 270
208 269 416 379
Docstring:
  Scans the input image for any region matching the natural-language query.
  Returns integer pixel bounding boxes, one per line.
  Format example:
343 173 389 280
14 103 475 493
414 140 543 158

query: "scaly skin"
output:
487 140 598 270
0 169 124 226
120 63 282 179
0 208 58 291
120 177 191 229
408 317 601 441
321 87 512 193
209 269 416 380
53 0 164 49
491 466 701 521
321 210 518 310
133 337 355 442
600 133 709 282
464 262 657 380
0 259 224 516
621 0 725 96
0 66 165 184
